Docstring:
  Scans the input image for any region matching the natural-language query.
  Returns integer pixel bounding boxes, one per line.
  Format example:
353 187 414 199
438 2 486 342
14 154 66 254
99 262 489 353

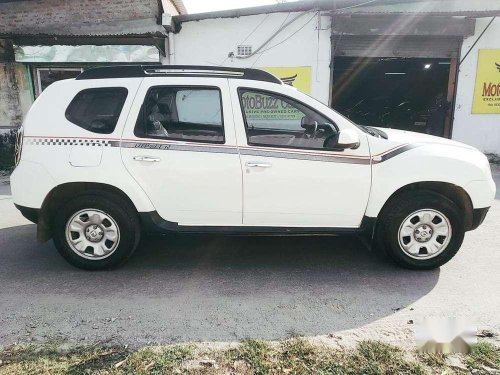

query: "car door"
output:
229 80 372 228
121 77 242 226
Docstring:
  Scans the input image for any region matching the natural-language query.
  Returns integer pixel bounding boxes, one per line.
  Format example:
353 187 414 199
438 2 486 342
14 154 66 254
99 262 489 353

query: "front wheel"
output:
376 191 465 270
52 194 140 270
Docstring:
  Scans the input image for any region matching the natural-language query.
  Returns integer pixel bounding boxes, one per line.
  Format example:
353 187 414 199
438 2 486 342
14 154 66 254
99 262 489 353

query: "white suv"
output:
11 65 496 270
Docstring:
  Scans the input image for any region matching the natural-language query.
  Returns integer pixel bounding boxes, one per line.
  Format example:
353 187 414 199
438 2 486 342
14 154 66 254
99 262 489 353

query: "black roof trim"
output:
76 65 282 84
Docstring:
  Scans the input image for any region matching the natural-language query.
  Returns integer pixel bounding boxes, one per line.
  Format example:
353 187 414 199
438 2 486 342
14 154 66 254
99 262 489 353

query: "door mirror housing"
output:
336 129 360 150
300 115 315 128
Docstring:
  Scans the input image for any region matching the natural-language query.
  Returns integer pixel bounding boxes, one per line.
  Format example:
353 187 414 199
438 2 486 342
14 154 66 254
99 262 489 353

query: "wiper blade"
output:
357 124 388 139
358 124 377 136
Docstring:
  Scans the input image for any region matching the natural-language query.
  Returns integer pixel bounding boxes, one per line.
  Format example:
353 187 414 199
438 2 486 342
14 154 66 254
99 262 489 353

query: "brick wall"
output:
0 0 161 35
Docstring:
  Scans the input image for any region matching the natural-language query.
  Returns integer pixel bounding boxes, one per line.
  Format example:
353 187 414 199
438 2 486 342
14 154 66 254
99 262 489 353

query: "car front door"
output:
121 77 242 226
229 81 372 228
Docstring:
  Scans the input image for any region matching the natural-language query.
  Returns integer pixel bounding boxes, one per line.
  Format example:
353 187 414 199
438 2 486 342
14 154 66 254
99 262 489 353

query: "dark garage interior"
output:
331 57 452 137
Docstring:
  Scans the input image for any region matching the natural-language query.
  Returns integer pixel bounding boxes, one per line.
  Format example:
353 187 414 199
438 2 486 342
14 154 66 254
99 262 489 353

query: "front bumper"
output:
470 207 490 231
14 204 39 224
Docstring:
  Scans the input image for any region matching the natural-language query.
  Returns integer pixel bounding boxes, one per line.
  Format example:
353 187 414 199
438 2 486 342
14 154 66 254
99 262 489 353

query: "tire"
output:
376 191 465 270
52 193 140 270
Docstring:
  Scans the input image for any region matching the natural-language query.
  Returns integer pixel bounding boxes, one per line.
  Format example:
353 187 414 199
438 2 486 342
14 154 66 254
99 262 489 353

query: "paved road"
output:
0 167 498 348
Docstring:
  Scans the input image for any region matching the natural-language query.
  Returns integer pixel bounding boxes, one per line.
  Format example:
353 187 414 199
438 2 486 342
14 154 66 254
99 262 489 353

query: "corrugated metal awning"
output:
0 18 167 37
173 0 500 24
333 0 500 16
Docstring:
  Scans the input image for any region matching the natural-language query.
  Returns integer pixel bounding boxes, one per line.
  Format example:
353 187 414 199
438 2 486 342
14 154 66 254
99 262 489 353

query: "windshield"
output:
281 86 388 139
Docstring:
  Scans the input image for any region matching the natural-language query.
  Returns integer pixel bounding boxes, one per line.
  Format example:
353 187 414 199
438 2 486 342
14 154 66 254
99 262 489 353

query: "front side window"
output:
239 89 338 150
65 87 128 134
135 86 224 143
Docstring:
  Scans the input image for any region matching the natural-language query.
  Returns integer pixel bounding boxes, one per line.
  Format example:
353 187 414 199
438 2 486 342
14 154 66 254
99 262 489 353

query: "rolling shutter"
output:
334 35 461 59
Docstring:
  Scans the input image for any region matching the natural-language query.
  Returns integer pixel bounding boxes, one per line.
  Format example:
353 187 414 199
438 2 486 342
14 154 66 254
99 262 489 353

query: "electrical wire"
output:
232 1 381 62
250 11 319 56
459 16 496 66
250 12 291 67
240 13 271 46
235 10 313 59
218 13 270 66
334 0 379 11
315 11 321 81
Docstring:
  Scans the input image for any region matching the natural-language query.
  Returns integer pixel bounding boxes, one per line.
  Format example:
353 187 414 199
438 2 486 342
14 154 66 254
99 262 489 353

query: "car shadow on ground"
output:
0 224 439 342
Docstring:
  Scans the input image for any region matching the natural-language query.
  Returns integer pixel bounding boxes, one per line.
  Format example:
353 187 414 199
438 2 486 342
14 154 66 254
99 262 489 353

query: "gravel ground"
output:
0 166 498 349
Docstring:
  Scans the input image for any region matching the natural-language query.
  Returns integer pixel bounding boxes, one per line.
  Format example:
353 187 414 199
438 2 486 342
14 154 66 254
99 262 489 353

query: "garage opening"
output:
329 32 463 138
331 57 452 137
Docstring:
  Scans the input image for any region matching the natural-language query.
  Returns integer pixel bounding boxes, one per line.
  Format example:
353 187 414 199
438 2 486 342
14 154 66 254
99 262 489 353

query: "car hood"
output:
374 128 477 150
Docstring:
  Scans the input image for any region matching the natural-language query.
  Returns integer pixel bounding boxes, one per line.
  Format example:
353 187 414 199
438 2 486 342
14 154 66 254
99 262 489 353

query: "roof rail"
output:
76 65 282 84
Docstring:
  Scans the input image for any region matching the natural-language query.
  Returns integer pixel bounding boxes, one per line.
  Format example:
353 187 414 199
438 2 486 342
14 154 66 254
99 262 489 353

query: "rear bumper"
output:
470 207 490 231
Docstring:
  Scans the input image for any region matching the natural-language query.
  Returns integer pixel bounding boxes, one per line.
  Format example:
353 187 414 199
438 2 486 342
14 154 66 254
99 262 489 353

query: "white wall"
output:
172 11 332 104
453 17 500 155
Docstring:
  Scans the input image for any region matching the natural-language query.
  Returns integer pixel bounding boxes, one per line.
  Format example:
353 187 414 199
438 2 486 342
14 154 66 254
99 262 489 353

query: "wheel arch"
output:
375 181 474 231
38 182 139 242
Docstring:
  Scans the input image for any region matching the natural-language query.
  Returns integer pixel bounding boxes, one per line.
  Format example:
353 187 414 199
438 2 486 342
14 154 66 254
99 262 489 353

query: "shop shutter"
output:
333 35 461 59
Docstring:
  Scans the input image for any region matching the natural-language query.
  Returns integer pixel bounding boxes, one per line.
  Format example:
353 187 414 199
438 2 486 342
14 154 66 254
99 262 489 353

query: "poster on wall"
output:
472 49 500 114
241 66 312 123
259 66 312 94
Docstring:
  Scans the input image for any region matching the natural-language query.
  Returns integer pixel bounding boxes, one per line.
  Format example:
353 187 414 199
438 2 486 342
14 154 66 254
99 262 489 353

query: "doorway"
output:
331 57 453 137
34 67 83 97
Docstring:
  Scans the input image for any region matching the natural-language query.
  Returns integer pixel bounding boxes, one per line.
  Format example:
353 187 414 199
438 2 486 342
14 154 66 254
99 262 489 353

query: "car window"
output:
135 86 224 143
65 87 128 134
239 89 338 150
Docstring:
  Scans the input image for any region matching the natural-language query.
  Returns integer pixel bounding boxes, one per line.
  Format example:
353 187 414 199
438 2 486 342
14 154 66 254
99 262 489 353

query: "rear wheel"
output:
53 194 140 270
376 191 465 270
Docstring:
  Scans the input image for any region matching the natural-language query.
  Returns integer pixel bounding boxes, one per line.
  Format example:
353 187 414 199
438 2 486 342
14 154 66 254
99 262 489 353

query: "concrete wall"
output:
453 17 500 155
172 12 332 105
0 63 32 128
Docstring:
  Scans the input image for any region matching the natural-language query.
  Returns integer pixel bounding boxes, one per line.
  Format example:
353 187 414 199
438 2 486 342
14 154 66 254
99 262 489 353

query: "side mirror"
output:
337 129 360 150
300 115 315 128
300 115 317 133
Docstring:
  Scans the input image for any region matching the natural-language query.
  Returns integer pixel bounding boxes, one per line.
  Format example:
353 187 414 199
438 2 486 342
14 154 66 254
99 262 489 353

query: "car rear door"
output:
229 80 372 228
121 77 242 226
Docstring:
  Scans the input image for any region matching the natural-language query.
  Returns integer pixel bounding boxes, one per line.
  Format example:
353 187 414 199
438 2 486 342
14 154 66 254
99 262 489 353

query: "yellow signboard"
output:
472 49 500 114
259 66 312 94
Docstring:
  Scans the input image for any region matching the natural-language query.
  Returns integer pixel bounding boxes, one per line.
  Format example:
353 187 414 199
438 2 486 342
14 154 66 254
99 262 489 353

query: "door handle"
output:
133 156 161 162
245 162 272 168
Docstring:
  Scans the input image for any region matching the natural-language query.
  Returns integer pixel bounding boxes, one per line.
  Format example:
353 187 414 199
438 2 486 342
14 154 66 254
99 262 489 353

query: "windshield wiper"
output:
356 124 388 139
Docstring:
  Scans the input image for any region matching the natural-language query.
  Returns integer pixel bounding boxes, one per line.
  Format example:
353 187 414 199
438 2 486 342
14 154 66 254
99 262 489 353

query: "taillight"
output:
15 126 23 166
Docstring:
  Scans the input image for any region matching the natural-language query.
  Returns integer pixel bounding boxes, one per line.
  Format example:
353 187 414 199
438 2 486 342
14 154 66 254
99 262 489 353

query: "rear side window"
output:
134 86 224 143
65 87 128 134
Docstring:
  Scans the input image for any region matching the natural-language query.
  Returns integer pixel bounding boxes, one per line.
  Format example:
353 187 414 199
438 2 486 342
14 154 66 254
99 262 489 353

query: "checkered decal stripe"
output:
26 138 112 147
23 137 419 164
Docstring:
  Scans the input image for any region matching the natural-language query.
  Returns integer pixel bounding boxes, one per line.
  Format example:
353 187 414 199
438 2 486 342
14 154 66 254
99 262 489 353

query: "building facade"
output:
453 17 500 155
1 0 500 156
0 0 186 128
169 0 500 155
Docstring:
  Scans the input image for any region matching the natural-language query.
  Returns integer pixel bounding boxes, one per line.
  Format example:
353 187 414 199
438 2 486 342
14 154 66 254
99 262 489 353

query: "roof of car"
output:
76 65 283 84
